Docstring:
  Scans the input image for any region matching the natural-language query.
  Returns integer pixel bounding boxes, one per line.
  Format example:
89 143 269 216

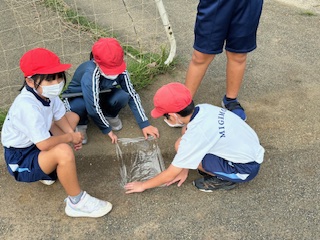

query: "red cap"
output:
92 38 126 75
151 82 192 118
20 48 71 77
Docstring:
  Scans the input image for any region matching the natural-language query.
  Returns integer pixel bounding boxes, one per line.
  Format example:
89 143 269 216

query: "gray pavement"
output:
1 0 320 239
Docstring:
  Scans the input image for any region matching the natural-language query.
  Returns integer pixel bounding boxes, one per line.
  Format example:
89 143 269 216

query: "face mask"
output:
101 72 119 80
164 114 184 127
97 66 119 80
41 80 64 99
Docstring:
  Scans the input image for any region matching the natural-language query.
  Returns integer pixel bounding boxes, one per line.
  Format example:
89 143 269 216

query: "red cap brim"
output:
99 61 126 75
151 108 164 118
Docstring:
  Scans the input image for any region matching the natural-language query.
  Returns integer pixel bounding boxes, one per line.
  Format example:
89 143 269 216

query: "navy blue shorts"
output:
202 153 260 182
194 0 264 54
4 145 57 182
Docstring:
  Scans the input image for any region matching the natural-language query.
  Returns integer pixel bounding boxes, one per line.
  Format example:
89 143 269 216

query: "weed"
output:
299 10 316 16
41 0 175 89
0 110 7 130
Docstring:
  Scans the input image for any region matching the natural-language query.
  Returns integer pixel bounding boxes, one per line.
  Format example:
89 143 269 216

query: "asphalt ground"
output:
0 0 320 239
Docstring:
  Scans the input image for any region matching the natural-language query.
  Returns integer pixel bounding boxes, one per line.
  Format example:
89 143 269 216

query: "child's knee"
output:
54 143 75 160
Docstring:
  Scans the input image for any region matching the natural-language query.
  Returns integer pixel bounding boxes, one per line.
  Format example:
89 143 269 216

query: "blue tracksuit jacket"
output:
63 60 150 133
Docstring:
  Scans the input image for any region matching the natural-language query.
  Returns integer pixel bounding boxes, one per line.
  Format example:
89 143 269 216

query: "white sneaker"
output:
106 115 122 131
39 180 56 185
65 191 112 218
76 125 88 144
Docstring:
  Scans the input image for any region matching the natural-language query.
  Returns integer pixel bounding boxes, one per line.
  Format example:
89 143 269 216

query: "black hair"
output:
176 100 195 117
90 51 94 60
19 72 67 91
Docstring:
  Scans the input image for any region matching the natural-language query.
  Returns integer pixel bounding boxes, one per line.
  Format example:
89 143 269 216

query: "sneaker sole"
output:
65 202 113 218
39 180 56 186
192 181 237 192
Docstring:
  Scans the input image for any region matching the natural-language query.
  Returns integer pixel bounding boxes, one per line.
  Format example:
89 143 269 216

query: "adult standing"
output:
185 0 264 121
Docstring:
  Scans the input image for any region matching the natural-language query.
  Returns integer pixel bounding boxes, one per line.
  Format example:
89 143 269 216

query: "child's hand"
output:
165 168 189 187
142 125 159 139
73 142 83 151
70 132 83 145
108 131 118 144
124 181 145 194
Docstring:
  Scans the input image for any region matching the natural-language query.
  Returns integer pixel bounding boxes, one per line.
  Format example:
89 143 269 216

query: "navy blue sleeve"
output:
118 71 150 129
81 63 113 134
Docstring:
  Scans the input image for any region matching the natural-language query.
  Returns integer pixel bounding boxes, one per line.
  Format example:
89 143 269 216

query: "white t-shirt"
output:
172 104 265 169
1 87 66 148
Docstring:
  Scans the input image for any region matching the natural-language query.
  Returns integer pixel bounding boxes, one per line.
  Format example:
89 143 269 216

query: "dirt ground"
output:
0 0 320 239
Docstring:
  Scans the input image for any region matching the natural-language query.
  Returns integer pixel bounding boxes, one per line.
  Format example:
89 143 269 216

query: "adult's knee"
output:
226 51 247 64
191 50 214 65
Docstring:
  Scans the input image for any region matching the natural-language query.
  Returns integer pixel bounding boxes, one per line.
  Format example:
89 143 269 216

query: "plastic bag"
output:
116 137 165 187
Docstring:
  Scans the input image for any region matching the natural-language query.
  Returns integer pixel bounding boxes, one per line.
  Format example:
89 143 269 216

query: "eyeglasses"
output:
163 113 170 120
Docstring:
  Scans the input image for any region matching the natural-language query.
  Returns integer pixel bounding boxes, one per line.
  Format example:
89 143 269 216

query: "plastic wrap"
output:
116 137 165 187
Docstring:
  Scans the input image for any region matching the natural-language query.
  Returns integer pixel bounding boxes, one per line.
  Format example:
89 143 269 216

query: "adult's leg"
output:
225 51 247 99
185 50 215 97
38 143 81 196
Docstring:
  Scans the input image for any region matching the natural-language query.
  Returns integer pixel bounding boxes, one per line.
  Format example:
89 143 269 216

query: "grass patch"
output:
0 110 7 130
299 10 316 16
41 0 176 89
125 47 176 89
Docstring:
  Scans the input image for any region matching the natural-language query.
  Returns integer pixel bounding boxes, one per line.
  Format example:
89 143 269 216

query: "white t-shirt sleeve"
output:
12 103 51 144
52 97 66 121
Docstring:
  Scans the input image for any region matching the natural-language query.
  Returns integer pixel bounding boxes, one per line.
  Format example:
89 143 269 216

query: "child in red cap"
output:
1 48 112 218
125 82 264 193
62 38 159 144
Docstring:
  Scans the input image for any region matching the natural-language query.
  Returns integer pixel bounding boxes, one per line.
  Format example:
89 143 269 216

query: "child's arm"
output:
36 132 82 151
54 115 75 134
48 114 83 150
165 168 189 187
124 164 185 194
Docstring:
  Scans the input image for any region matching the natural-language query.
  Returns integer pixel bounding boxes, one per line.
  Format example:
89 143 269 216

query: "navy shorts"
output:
4 145 57 182
202 153 260 182
194 0 264 54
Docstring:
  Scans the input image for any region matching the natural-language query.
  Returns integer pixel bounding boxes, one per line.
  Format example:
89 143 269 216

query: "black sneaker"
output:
221 96 247 121
197 170 212 179
193 176 237 192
